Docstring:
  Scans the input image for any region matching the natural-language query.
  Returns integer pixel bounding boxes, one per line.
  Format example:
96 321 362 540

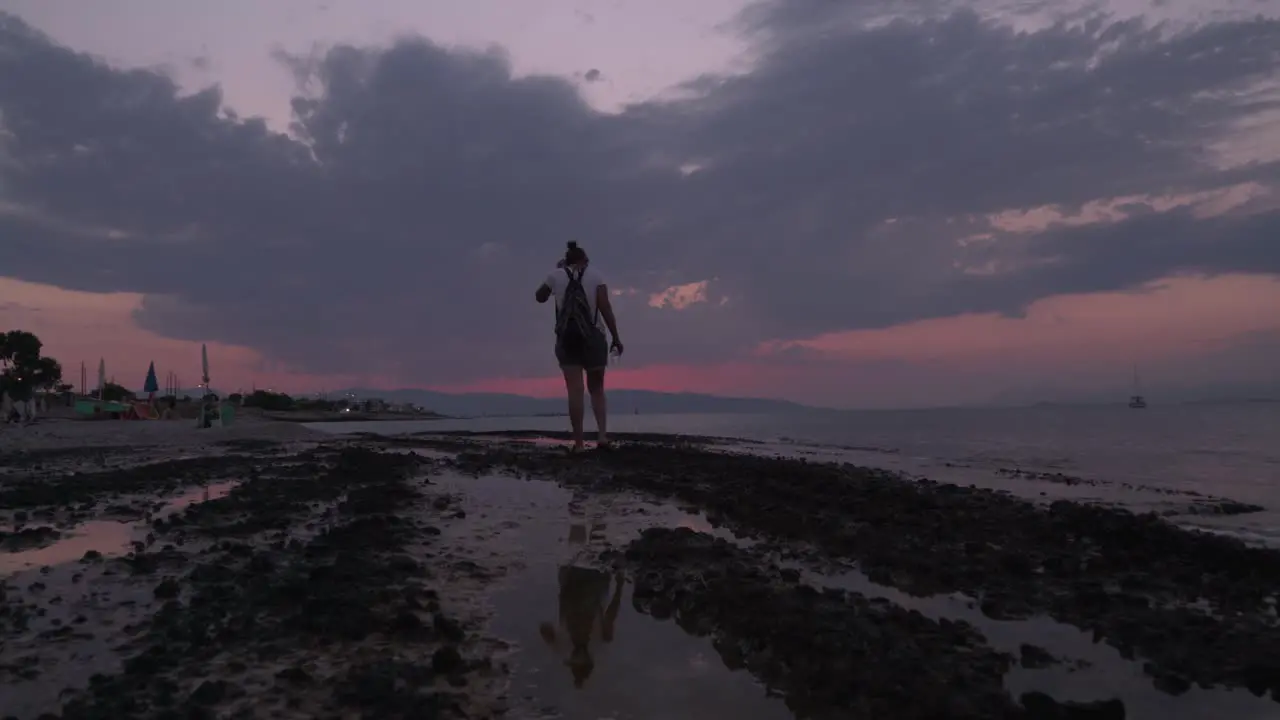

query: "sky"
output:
1 0 1278 409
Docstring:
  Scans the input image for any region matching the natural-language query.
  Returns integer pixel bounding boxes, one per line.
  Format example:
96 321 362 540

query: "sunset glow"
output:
1 0 1277 408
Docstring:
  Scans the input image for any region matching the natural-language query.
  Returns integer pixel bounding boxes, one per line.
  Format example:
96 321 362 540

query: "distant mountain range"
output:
331 388 821 417
988 379 1280 407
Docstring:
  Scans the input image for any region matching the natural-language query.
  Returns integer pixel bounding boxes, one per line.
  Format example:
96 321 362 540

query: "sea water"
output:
307 401 1280 546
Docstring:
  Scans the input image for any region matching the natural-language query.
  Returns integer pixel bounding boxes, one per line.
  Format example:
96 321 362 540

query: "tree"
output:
243 390 295 411
0 330 42 367
100 382 134 402
0 330 62 401
31 356 63 392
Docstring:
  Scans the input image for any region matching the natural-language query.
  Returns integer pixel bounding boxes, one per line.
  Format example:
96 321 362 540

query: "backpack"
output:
555 268 599 352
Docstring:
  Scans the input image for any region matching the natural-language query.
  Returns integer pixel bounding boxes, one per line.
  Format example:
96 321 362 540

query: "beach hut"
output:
75 358 131 418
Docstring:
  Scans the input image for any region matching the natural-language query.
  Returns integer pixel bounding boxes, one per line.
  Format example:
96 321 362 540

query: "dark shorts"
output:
556 329 609 369
558 565 611 613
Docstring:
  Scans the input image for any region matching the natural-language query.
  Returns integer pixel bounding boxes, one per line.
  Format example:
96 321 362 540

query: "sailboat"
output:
1128 366 1147 409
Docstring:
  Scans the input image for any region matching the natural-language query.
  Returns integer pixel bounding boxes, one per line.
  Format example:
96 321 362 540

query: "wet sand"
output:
3 427 1279 719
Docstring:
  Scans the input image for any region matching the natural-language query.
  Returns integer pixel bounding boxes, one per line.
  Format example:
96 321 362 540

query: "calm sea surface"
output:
308 402 1280 546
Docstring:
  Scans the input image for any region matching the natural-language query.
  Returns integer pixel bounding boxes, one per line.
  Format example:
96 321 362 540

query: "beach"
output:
2 415 1279 719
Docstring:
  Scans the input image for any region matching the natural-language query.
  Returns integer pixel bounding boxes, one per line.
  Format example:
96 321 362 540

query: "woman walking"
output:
535 241 624 452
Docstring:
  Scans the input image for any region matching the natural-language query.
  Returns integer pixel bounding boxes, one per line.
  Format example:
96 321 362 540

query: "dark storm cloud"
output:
938 205 1280 322
0 5 1278 382
615 10 1280 336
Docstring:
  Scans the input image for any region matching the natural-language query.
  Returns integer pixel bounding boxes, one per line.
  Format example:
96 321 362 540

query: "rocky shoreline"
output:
422 432 1280 715
2 430 1278 718
1 440 500 719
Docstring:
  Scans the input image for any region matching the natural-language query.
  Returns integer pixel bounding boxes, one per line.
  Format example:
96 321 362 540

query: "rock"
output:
1019 643 1056 669
391 609 425 636
153 579 181 600
275 666 312 685
1152 672 1192 696
433 614 466 643
1020 692 1125 718
625 527 1020 717
188 678 227 705
431 646 465 675
0 526 60 551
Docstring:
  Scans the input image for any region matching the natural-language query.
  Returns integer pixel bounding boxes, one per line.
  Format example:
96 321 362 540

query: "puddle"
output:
1 558 160 719
803 568 1279 720
490 569 790 720
153 480 238 518
0 521 135 575
432 469 1280 719
0 481 238 575
431 472 788 719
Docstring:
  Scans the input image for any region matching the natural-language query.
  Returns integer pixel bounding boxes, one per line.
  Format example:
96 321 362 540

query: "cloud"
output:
0 5 1278 386
763 273 1280 365
649 280 711 310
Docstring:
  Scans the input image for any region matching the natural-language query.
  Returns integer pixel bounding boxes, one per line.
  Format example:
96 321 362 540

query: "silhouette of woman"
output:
539 533 625 688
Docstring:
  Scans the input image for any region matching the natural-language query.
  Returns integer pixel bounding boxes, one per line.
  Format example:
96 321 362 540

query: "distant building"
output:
362 398 387 413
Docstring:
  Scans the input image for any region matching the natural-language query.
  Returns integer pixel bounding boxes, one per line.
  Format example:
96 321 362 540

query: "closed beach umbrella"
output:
143 361 159 399
201 344 210 386
199 344 217 429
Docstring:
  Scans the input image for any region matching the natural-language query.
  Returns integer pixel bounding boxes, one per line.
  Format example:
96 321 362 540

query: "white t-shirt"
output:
545 266 607 331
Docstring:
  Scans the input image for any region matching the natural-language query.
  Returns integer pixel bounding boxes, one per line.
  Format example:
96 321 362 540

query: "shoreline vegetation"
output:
2 423 1278 718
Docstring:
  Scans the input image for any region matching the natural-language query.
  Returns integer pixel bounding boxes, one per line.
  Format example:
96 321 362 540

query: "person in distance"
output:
535 241 624 452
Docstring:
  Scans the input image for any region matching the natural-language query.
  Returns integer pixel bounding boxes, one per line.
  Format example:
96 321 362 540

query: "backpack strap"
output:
562 267 599 325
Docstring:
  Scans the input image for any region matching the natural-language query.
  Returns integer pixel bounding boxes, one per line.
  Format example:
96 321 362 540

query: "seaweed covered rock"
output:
625 527 1031 718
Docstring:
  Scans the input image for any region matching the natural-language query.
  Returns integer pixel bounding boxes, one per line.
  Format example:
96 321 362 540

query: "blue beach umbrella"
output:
143 361 160 397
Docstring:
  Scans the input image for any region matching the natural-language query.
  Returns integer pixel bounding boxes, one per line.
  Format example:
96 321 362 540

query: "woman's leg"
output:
584 330 610 446
561 366 586 450
586 368 607 445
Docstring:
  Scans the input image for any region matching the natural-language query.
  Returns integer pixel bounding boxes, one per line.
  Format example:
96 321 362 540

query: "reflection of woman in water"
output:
539 560 624 688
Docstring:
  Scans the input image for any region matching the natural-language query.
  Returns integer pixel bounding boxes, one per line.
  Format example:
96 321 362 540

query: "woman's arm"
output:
595 285 621 346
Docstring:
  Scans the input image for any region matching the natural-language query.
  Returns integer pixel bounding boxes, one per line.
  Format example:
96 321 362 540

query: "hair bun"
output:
567 241 578 249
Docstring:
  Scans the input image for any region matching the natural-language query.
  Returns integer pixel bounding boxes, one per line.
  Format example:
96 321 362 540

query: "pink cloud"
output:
648 280 711 310
0 277 364 394
760 273 1280 369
